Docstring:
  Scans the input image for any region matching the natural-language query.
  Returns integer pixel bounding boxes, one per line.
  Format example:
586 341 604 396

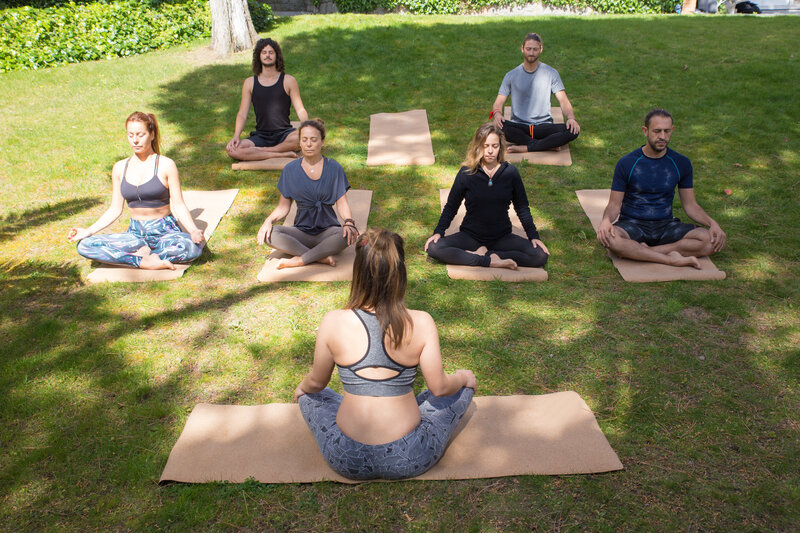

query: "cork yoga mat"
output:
256 189 372 282
85 189 238 283
435 189 548 282
159 392 623 484
503 107 573 167
366 109 435 166
575 189 726 282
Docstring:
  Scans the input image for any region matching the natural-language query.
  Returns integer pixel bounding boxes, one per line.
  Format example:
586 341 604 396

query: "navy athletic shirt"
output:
611 147 693 221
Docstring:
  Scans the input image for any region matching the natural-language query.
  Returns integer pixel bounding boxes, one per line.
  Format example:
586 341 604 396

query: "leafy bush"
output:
332 0 676 13
248 0 274 32
333 0 395 12
0 0 211 72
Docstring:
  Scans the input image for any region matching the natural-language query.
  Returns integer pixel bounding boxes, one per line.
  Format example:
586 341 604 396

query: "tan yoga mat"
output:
231 121 301 171
256 189 372 282
503 107 572 167
436 189 548 282
85 189 239 284
576 189 726 282
366 109 435 166
159 391 623 484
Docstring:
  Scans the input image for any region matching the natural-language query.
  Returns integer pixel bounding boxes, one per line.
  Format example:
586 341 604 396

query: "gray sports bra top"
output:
336 309 417 397
120 155 170 208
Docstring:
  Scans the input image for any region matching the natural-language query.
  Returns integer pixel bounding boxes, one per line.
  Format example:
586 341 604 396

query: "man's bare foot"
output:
139 254 176 270
470 246 488 256
548 145 563 152
667 251 701 269
506 145 527 154
489 253 518 270
277 256 305 269
135 246 151 257
316 256 336 267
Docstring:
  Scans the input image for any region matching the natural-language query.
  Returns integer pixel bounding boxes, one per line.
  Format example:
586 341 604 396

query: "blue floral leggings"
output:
298 387 474 480
76 215 202 268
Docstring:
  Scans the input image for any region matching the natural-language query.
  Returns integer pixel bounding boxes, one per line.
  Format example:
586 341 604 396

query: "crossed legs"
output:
502 121 579 152
604 226 715 268
227 130 300 161
267 225 348 269
427 231 547 270
76 217 202 270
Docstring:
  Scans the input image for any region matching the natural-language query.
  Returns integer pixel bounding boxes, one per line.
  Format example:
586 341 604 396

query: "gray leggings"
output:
298 387 474 480
267 225 348 265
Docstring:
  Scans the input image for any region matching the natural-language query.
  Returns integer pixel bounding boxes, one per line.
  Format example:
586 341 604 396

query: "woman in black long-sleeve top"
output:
424 122 549 270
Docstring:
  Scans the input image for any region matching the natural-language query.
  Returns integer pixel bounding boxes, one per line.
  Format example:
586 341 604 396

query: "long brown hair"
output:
463 122 506 173
346 229 412 348
126 111 161 154
252 38 285 74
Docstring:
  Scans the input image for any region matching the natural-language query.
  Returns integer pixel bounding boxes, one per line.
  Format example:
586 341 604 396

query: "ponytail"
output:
126 111 161 154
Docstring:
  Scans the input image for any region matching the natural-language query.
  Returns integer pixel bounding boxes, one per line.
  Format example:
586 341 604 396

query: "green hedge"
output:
334 0 676 13
249 0 274 31
0 0 213 72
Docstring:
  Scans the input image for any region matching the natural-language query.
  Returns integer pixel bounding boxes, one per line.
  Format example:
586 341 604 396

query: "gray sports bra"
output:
336 309 417 397
120 155 170 208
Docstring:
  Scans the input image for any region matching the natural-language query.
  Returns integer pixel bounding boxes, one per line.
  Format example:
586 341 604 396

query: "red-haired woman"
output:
68 112 203 270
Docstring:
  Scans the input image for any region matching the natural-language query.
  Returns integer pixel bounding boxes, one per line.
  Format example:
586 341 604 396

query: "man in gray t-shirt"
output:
491 33 580 152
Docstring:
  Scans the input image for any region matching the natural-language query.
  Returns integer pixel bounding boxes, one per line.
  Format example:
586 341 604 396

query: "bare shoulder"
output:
112 158 128 174
319 309 354 329
408 309 436 330
283 73 300 89
158 154 178 171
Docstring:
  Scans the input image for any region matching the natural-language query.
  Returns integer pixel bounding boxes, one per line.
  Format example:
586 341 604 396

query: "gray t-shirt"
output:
277 157 350 235
498 62 566 125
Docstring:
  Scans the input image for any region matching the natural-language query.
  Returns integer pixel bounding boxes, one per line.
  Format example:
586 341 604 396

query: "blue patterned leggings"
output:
298 387 474 480
76 215 203 268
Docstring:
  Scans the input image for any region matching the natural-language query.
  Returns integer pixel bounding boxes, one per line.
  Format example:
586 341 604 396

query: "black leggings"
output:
502 120 578 152
427 231 548 268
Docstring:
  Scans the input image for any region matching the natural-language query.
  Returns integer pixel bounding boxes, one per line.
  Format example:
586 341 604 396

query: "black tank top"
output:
253 73 291 133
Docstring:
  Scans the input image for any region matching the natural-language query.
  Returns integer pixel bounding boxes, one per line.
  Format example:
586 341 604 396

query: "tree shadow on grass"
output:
0 257 288 529
0 197 101 243
151 16 798 268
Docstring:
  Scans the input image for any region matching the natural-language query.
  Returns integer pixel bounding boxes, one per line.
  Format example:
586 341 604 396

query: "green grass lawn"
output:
1 13 798 531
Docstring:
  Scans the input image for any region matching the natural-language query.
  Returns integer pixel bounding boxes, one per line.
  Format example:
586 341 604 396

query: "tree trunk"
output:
210 0 259 57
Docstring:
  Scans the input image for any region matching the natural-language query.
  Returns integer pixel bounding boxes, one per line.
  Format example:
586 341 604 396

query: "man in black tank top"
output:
226 38 308 162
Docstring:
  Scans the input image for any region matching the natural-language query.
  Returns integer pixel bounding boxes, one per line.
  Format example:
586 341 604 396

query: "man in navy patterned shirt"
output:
597 109 726 268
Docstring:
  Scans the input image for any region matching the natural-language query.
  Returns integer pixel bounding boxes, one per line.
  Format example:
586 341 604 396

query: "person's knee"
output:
530 247 549 267
75 237 96 258
426 239 444 260
284 130 300 150
186 242 203 261
226 145 243 160
686 228 716 254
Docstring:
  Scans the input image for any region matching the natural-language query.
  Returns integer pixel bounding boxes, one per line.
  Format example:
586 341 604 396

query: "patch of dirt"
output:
680 307 710 321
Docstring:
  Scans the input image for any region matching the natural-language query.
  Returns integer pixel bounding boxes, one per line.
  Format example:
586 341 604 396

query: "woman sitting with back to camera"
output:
294 228 477 480
68 112 203 269
425 122 549 270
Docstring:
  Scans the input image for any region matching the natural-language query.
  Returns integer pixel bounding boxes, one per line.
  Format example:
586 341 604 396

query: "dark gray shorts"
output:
614 216 696 246
247 127 295 147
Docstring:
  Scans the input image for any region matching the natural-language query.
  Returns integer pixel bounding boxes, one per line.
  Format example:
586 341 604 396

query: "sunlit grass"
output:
0 12 798 532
